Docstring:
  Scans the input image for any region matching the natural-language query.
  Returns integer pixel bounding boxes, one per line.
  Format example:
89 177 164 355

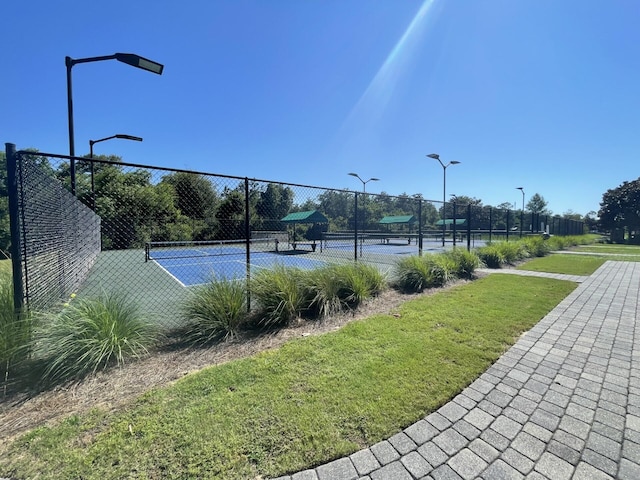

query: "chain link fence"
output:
6 146 585 330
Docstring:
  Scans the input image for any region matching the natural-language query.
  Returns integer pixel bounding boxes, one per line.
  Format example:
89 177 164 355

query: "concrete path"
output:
275 261 640 480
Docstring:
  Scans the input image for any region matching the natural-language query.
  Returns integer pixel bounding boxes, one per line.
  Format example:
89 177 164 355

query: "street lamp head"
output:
114 134 143 142
90 134 143 147
115 53 164 75
516 187 524 191
450 161 461 165
370 177 380 182
426 153 440 160
348 172 359 178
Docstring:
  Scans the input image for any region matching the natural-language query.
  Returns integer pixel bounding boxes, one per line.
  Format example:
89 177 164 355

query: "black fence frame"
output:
5 144 585 317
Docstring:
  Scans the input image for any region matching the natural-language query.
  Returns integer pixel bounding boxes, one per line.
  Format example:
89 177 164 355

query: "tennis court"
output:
320 233 421 255
76 234 479 329
145 238 327 286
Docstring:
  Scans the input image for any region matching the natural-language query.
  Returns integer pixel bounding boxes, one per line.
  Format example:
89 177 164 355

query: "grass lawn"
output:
574 244 640 255
516 254 607 276
518 249 640 276
1 274 576 480
0 259 11 275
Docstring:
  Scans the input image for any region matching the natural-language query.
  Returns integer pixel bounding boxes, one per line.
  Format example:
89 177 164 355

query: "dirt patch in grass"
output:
0 278 479 445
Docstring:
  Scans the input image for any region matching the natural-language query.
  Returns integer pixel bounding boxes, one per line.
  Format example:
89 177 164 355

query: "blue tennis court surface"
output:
152 252 326 286
322 240 418 255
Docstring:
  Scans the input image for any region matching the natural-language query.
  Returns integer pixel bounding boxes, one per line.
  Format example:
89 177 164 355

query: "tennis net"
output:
145 238 277 261
320 232 418 250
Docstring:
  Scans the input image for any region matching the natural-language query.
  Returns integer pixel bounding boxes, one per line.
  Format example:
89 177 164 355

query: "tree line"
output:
0 151 597 253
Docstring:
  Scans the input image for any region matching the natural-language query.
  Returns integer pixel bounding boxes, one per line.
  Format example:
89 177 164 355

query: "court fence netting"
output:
5 143 585 330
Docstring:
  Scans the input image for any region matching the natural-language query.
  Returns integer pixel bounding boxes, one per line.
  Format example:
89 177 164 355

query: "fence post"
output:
506 209 510 241
418 198 423 256
244 177 251 311
353 192 358 261
466 204 471 251
5 143 24 314
488 207 493 243
452 203 457 247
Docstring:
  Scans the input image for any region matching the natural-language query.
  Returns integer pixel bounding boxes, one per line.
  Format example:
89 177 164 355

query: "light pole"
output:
348 172 379 193
348 173 379 256
89 134 143 209
427 154 460 247
67 52 163 195
516 187 525 238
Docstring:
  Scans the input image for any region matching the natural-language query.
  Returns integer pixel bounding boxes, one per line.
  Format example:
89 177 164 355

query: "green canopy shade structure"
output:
280 210 329 244
435 219 466 226
280 210 329 224
379 215 416 225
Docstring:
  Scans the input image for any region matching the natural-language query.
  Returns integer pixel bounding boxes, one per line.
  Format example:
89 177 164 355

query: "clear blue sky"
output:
3 0 639 216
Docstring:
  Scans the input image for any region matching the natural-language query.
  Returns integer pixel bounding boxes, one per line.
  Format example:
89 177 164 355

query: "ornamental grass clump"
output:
547 236 565 251
35 292 158 384
498 240 528 264
394 256 431 292
182 278 247 343
250 265 312 327
521 235 551 258
424 255 455 287
443 248 480 279
0 271 32 391
334 262 386 308
307 265 344 317
394 253 455 293
308 263 386 317
476 244 505 269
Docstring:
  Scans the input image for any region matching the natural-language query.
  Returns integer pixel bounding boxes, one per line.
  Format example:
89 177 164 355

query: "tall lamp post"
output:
427 154 460 247
516 187 525 238
89 134 143 209
67 52 163 195
348 172 379 194
348 173 379 255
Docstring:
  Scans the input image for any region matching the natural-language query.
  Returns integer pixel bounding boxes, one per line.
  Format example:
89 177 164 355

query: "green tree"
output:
255 183 294 230
584 211 598 232
526 193 551 215
161 172 218 220
494 202 517 231
598 178 640 243
215 187 245 239
561 210 582 221
160 172 220 240
315 190 354 231
93 164 185 249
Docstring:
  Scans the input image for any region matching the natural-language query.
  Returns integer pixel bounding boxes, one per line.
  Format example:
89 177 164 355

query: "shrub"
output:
182 278 247 343
395 256 429 292
497 241 528 264
444 248 481 279
35 292 158 383
394 254 454 292
307 265 344 317
547 235 569 251
352 262 386 296
308 263 386 317
476 244 505 269
251 265 312 327
335 263 386 307
522 236 551 257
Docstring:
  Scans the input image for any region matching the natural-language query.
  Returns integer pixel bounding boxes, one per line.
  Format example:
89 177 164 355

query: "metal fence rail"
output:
5 144 585 330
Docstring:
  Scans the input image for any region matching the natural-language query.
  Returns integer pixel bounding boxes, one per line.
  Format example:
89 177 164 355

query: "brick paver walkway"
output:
275 261 640 480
